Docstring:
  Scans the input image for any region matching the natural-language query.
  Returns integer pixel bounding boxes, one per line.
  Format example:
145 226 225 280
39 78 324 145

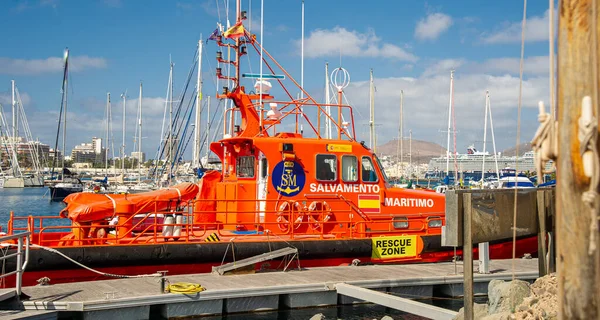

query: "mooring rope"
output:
4 243 160 279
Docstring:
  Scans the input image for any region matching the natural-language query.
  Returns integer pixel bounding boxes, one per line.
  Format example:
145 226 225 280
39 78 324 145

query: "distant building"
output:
0 136 50 169
48 149 62 164
71 137 105 164
91 137 102 154
131 151 146 163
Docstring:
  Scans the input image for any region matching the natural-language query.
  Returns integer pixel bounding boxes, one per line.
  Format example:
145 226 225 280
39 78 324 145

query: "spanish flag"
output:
223 22 246 39
358 194 380 213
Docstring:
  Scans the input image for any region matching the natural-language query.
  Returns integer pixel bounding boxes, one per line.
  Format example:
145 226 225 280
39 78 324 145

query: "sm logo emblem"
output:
271 161 305 197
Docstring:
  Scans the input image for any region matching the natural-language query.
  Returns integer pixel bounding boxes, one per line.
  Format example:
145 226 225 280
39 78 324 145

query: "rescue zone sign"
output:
371 235 418 259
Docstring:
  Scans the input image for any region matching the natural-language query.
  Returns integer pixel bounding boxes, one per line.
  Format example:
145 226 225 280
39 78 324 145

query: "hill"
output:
376 139 446 164
501 142 533 156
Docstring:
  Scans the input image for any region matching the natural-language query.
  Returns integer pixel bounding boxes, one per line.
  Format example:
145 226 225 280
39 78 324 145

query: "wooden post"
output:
547 189 556 273
557 1 600 318
462 193 473 320
536 190 547 276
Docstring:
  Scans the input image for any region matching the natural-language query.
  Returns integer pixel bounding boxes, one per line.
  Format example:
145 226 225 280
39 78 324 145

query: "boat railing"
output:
10 197 443 247
224 99 356 140
0 231 30 296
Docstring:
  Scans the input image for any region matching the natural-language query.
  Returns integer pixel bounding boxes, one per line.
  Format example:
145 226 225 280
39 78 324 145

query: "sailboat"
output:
48 48 84 201
129 82 156 193
0 81 44 188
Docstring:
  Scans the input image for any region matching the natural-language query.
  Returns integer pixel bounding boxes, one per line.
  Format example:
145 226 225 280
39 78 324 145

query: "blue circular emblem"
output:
271 161 305 197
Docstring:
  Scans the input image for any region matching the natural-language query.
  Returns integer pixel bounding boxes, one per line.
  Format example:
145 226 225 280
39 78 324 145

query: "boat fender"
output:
162 215 175 237
276 201 303 232
308 201 332 230
173 215 183 238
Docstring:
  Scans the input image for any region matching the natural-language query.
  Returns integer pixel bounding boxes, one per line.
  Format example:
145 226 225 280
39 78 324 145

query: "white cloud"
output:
19 93 220 160
422 59 467 77
415 12 453 41
298 27 418 62
422 56 552 77
0 55 107 75
336 66 548 152
482 8 557 44
0 92 32 107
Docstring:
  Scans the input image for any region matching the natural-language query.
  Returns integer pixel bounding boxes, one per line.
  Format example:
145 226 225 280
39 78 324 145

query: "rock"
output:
480 312 512 320
453 303 488 320
487 279 531 314
380 316 394 320
310 313 325 320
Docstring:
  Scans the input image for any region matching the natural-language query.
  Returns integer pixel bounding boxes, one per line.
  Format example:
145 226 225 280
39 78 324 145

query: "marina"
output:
0 0 598 319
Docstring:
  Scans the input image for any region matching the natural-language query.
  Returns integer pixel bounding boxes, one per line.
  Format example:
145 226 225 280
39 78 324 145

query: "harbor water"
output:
0 187 67 232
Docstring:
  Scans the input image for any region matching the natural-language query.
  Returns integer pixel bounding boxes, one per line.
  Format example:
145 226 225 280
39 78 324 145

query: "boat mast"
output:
62 50 69 172
11 80 17 140
138 82 143 183
409 129 412 177
445 70 454 177
369 68 375 152
193 38 203 169
487 92 500 180
481 90 489 183
204 96 211 162
398 90 404 178
168 60 174 186
105 93 110 178
121 91 127 177
324 62 331 139
300 0 304 100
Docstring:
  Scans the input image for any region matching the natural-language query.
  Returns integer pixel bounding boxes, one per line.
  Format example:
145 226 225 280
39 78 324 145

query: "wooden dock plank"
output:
17 259 539 308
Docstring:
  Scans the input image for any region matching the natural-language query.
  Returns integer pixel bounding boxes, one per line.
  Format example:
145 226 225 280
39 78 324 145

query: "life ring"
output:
276 200 304 232
307 201 333 231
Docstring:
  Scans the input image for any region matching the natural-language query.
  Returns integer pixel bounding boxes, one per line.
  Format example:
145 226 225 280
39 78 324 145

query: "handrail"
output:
11 196 443 247
0 231 30 296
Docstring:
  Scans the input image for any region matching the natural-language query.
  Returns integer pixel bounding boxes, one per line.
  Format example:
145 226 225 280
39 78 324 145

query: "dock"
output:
0 258 539 319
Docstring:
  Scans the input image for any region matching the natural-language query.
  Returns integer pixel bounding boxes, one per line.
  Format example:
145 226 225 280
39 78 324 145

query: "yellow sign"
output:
326 144 352 152
371 235 417 259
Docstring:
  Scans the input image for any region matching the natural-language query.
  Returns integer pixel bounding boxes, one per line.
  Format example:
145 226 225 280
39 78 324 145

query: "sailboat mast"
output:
369 68 375 152
398 90 404 177
168 61 174 186
205 96 211 161
300 0 305 100
481 90 489 181
487 92 500 180
193 38 203 168
62 50 69 172
138 82 143 183
409 129 412 176
445 70 454 176
105 93 110 177
11 80 16 140
324 63 331 139
121 92 126 175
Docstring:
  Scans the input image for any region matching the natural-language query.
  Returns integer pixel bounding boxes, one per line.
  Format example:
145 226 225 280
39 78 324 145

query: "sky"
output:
0 0 555 160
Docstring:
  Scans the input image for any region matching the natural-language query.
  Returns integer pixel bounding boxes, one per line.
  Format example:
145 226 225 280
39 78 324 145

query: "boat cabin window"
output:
374 154 390 184
260 158 268 179
341 155 358 182
361 156 378 183
236 156 255 178
316 154 337 181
